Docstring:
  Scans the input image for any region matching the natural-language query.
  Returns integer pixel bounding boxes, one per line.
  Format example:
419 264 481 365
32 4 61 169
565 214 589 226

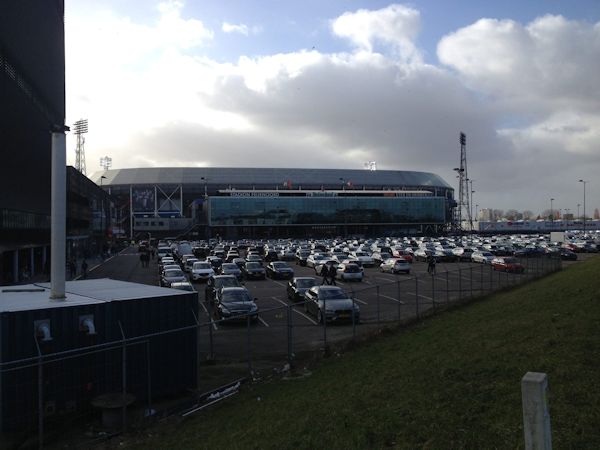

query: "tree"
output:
594 208 600 220
522 210 534 220
505 209 519 220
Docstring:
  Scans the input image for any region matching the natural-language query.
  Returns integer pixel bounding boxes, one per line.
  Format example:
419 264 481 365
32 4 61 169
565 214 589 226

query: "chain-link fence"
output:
0 255 561 447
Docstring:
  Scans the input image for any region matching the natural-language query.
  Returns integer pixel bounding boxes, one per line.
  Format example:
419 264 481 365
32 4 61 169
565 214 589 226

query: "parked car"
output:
295 250 312 266
306 254 328 268
161 268 187 287
205 275 242 304
215 287 258 322
471 251 496 264
266 261 294 279
220 262 243 279
287 277 317 302
304 286 360 324
170 281 195 291
246 254 264 264
183 257 199 273
379 257 411 274
491 257 525 273
241 261 266 280
191 261 215 282
335 263 364 281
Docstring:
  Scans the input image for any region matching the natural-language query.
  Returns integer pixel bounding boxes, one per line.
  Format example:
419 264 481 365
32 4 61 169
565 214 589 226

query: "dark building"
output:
92 167 456 239
0 1 112 285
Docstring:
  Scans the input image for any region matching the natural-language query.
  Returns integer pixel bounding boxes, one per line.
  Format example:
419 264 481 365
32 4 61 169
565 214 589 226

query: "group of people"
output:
320 264 337 286
68 259 88 279
139 248 155 268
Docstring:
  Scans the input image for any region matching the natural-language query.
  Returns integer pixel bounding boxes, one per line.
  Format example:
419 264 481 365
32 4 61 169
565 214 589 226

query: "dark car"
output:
205 274 242 303
295 250 312 266
287 277 317 302
215 287 258 322
242 261 266 280
266 261 294 279
559 249 578 261
304 286 360 324
160 268 186 287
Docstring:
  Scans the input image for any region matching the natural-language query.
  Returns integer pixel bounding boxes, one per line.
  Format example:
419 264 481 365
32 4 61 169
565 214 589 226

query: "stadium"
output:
92 167 456 239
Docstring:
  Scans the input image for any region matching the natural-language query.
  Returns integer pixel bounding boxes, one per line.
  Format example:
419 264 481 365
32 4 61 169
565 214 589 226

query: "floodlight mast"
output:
73 119 88 175
100 156 112 171
454 132 472 234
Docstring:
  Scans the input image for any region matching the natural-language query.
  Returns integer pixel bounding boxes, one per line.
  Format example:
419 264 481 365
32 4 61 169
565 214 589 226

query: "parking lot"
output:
88 246 576 373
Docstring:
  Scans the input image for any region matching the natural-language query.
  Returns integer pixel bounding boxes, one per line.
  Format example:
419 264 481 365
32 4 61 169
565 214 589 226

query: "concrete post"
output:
50 130 67 299
521 372 552 450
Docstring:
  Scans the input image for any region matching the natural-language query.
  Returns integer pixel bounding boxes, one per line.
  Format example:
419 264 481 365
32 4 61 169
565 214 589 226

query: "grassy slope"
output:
131 257 600 449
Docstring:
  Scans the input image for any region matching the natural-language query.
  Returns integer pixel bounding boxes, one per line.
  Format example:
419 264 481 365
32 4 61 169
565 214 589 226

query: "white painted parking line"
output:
258 316 270 327
271 296 318 325
336 280 345 286
374 276 393 283
199 302 219 330
403 292 433 301
363 280 373 285
352 297 368 305
379 293 404 304
271 280 287 288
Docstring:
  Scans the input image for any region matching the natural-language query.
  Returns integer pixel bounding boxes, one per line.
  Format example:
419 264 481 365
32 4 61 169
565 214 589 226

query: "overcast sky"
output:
65 0 600 215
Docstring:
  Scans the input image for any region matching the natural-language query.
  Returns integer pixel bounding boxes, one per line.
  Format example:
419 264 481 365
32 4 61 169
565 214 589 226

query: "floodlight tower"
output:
364 161 377 171
73 119 88 175
100 156 112 171
453 132 472 232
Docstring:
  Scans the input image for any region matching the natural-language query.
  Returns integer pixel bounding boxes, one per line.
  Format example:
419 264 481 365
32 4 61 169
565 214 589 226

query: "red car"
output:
491 257 525 273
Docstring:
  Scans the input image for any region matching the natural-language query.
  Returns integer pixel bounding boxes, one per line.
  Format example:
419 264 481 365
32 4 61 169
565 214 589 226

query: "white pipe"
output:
50 130 67 300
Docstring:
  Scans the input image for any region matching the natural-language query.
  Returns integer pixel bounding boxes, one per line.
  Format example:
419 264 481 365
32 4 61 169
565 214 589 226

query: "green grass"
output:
126 257 600 449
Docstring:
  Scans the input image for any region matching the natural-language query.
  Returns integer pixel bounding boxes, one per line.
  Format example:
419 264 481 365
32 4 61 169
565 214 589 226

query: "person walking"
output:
427 254 436 275
81 259 88 279
329 264 337 286
321 264 329 285
69 259 77 279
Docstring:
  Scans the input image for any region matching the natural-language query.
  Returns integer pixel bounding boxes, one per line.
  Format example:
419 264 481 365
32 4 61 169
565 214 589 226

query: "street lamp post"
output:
100 176 107 240
579 180 587 233
577 203 581 220
550 198 554 226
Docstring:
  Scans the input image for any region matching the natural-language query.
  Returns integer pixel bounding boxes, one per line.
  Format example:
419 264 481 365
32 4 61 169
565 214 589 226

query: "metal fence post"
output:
322 298 328 352
376 285 380 324
397 280 402 322
480 263 484 294
415 275 420 319
207 298 214 361
352 296 356 340
246 313 252 375
446 270 450 306
146 341 153 417
118 321 127 431
458 267 462 301
431 272 436 313
470 266 473 299
287 304 293 365
34 337 44 450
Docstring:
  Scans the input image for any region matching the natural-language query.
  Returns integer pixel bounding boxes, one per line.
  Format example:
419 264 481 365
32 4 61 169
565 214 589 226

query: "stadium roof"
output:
90 167 452 189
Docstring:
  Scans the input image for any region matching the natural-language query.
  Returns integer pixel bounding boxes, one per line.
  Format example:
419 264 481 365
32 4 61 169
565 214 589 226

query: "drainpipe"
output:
50 126 68 300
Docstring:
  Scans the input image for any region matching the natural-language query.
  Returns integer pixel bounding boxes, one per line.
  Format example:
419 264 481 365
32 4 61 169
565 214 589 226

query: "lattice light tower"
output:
73 119 88 175
100 156 112 171
454 132 472 232
364 161 377 171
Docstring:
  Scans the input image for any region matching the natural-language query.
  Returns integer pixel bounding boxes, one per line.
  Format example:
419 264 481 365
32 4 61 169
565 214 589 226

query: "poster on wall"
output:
132 188 155 211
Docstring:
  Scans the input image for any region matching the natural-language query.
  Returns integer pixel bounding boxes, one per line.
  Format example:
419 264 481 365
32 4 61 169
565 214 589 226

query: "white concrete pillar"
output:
522 372 552 450
50 130 67 299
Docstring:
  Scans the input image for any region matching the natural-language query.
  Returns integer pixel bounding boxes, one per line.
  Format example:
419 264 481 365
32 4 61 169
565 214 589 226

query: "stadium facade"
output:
92 167 456 238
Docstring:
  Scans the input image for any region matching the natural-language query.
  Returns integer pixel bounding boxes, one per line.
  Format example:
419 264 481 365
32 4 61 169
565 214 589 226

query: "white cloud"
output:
331 4 422 63
66 3 600 211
